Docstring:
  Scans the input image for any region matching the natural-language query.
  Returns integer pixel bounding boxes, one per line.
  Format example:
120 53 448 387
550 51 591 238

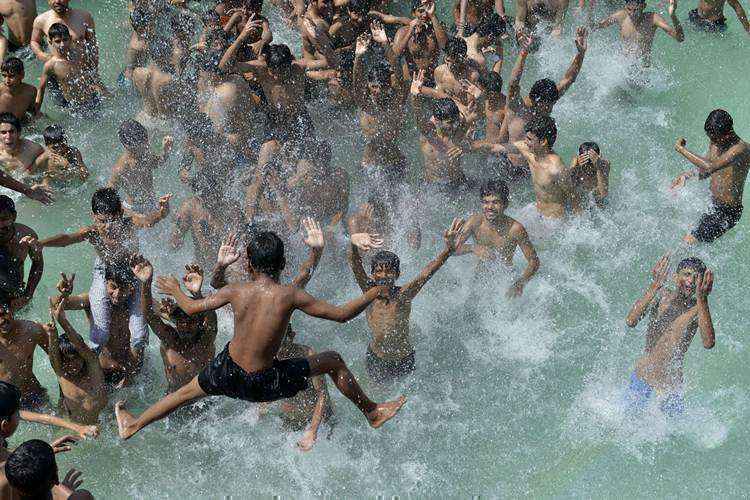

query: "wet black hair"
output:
676 257 706 275
247 231 286 277
42 125 66 145
625 0 646 5
479 71 503 94
266 44 294 71
48 22 70 40
704 109 733 137
0 381 20 419
432 98 459 121
104 263 137 289
411 0 424 12
0 57 23 75
529 78 558 105
148 37 174 71
0 194 16 216
130 7 153 33
118 119 148 148
480 179 509 205
0 112 20 132
444 37 467 59
524 114 557 146
4 440 57 496
91 187 123 215
578 141 600 155
476 13 506 38
371 250 400 275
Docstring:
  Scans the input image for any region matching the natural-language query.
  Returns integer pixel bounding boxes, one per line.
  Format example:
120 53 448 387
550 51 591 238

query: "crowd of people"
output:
0 0 747 496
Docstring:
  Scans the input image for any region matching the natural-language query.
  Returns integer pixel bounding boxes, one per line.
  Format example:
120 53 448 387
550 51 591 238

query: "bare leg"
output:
307 351 406 429
115 377 207 440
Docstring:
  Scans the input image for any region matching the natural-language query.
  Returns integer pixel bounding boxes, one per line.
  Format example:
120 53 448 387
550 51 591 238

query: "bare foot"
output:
366 395 407 429
115 401 137 440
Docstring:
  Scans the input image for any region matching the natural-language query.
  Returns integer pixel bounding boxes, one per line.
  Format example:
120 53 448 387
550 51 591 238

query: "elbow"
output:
625 317 637 328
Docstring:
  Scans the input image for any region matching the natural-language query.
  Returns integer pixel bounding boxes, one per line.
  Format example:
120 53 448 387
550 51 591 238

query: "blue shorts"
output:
624 372 684 417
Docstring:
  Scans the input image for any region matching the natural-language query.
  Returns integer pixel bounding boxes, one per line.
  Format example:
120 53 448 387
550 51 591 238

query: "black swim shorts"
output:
365 345 415 383
688 9 727 32
198 343 311 403
691 201 743 243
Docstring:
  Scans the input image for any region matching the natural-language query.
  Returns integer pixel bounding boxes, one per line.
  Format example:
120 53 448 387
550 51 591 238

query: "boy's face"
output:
49 0 70 14
106 280 133 306
481 194 505 222
49 34 72 54
431 115 458 135
0 210 16 243
525 131 544 151
674 268 698 298
0 123 19 148
371 263 399 285
625 1 646 18
0 411 20 438
92 210 124 233
2 71 23 89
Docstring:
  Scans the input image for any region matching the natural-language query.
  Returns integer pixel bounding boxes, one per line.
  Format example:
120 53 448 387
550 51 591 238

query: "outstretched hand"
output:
670 170 695 190
443 218 465 252
575 26 588 53
51 435 80 454
302 217 324 249
351 233 384 251
410 69 426 96
61 469 85 491
28 184 54 205
156 276 182 297
182 264 204 295
130 255 153 283
696 269 713 300
56 272 76 297
370 20 388 44
217 233 241 267
355 33 371 56
650 253 671 290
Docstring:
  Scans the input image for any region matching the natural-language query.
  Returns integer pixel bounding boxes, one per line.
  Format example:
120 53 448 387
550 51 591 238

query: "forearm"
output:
670 14 685 41
293 248 322 289
676 146 716 176
0 170 32 197
335 287 380 322
30 41 51 62
210 263 228 289
40 232 84 248
697 298 715 348
625 286 658 327
307 383 327 436
20 411 85 433
219 30 252 71
730 1 750 30
431 15 449 48
515 256 539 287
23 260 44 298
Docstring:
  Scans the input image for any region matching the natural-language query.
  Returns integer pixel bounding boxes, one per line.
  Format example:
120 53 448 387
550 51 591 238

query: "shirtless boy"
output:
0 0 37 53
569 141 610 208
109 119 173 213
0 195 42 311
455 180 539 297
30 0 98 71
0 113 40 176
392 0 448 82
592 0 683 67
347 218 464 382
29 125 89 188
0 58 36 122
688 0 749 33
134 259 217 393
455 0 506 35
51 266 147 388
0 300 50 409
514 0 570 39
35 23 107 114
671 109 750 244
48 299 107 425
500 28 586 176
115 230 406 440
40 188 170 363
624 255 715 416
513 115 580 218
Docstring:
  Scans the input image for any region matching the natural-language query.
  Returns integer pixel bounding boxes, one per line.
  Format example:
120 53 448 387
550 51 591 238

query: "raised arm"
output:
219 17 265 73
17 233 43 309
131 256 178 345
352 33 370 104
39 226 89 248
695 269 715 349
653 0 684 42
30 20 51 62
45 314 64 375
674 138 747 179
128 194 171 228
556 27 587 98
507 223 540 298
291 218 324 289
293 285 384 323
551 0 571 37
52 302 98 365
210 233 241 290
506 41 530 111
727 0 750 33
156 276 234 315
402 218 464 299
626 254 669 327
347 238 379 292
35 61 51 114
514 0 530 34
427 1 449 49
392 22 416 56
0 170 54 205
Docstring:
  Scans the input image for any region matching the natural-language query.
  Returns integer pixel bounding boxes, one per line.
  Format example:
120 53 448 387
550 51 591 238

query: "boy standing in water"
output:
671 109 750 244
454 180 539 298
624 255 715 416
688 0 749 34
115 230 406 440
0 195 42 311
347 219 464 382
30 125 89 188
569 141 610 209
0 58 37 123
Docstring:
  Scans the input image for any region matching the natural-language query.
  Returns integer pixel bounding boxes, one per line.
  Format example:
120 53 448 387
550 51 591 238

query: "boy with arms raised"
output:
133 259 217 394
347 218 464 382
115 230 406 439
46 292 106 425
671 109 750 244
624 255 715 416
455 180 539 298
